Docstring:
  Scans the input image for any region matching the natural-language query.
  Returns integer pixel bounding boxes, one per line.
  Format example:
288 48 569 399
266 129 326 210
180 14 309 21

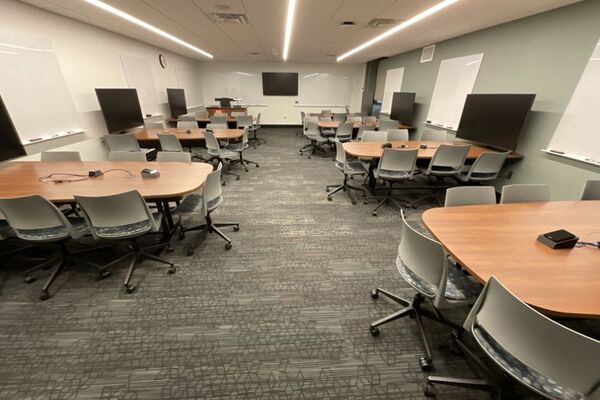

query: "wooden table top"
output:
342 140 521 160
422 201 600 318
0 161 213 202
134 128 243 141
318 121 413 130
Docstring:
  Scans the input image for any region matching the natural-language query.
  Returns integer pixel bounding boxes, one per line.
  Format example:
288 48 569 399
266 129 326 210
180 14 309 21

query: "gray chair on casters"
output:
227 127 260 171
177 120 198 129
205 130 240 181
424 276 600 399
104 133 141 152
157 133 184 152
210 114 228 125
156 151 191 162
334 121 354 143
457 151 509 183
355 124 375 141
379 119 399 131
326 140 367 205
41 151 82 161
370 210 481 370
580 180 600 200
444 186 496 207
372 148 419 216
304 122 329 159
420 129 447 141
0 195 109 300
145 120 166 129
386 129 409 141
75 190 175 294
500 184 551 203
109 151 147 162
361 130 387 142
249 113 265 145
179 163 239 254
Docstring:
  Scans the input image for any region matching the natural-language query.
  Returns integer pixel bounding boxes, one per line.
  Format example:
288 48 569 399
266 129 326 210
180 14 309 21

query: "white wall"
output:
0 0 200 157
197 61 366 124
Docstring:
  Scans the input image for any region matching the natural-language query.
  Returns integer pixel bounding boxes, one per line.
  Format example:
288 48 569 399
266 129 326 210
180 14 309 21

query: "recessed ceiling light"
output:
84 0 213 59
282 0 297 61
337 0 460 62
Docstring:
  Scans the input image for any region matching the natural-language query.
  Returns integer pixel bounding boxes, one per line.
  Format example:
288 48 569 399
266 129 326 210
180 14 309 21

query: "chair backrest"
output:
145 120 165 129
420 129 447 141
500 184 551 204
361 130 387 142
210 115 228 124
319 115 332 122
321 109 331 114
75 190 156 240
206 123 227 130
0 195 83 241
201 162 224 216
580 179 600 200
204 130 221 154
427 144 471 174
177 120 197 129
240 127 250 146
156 151 191 162
464 151 510 181
104 133 141 152
236 115 253 128
109 151 147 161
363 116 377 125
377 148 418 179
41 151 82 161
158 133 183 152
347 116 362 123
379 119 399 131
231 111 246 117
356 124 375 140
333 113 346 122
255 113 261 125
463 276 600 398
386 129 409 141
335 121 354 138
306 121 320 138
334 139 347 165
444 186 497 207
179 115 196 121
194 110 209 118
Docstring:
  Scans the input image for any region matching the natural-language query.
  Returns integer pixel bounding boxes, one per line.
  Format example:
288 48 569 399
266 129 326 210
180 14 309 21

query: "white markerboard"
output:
381 67 404 114
200 71 262 105
426 53 484 130
175 65 203 108
299 72 353 106
120 54 160 116
0 28 83 144
546 38 600 166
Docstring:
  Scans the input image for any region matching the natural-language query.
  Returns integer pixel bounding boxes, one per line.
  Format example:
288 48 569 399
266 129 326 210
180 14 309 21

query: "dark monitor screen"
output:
390 92 415 124
0 94 26 162
95 88 144 133
456 94 536 151
262 72 298 96
167 88 187 118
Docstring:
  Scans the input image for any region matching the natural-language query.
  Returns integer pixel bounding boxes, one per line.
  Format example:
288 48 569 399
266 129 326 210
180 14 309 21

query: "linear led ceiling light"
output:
337 0 460 62
282 0 297 61
84 0 213 59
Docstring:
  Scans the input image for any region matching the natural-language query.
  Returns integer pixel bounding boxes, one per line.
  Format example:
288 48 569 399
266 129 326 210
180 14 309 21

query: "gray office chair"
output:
109 151 147 161
104 133 141 152
210 114 228 124
177 120 198 129
326 140 367 204
227 127 259 171
300 116 318 155
580 179 600 200
420 129 447 141
379 119 399 131
231 111 246 117
145 120 166 129
194 110 209 119
356 124 375 141
444 186 497 207
363 116 377 125
41 151 82 161
372 148 419 216
0 195 109 300
206 123 227 130
371 210 482 370
500 184 551 204
386 129 409 141
204 130 240 181
333 113 346 122
347 116 362 123
75 190 175 294
425 276 600 399
303 122 329 159
334 121 354 143
179 163 239 254
361 130 387 142
179 115 196 121
156 151 191 162
236 115 253 129
319 115 333 122
157 133 184 152
456 151 509 183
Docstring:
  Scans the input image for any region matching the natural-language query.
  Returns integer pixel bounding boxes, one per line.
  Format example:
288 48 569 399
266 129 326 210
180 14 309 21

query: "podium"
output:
206 106 247 117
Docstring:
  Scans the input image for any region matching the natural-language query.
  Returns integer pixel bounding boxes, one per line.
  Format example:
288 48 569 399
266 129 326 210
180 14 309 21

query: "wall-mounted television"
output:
456 94 536 151
262 72 298 96
0 94 26 162
95 88 144 134
167 88 187 118
390 92 416 124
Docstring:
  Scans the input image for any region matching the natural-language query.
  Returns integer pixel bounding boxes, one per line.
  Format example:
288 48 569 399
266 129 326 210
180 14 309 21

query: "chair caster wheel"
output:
125 284 136 294
236 177 240 181
371 289 379 299
370 326 380 337
187 249 195 256
178 232 185 240
233 226 240 232
307 156 311 159
24 276 36 284
363 200 368 205
449 342 462 356
97 270 111 280
165 245 174 252
40 291 51 301
372 212 378 216
351 200 357 205
424 382 436 397
419 357 433 371
167 266 176 274
225 243 232 250
223 182 227 186
256 164 260 168
327 196 332 201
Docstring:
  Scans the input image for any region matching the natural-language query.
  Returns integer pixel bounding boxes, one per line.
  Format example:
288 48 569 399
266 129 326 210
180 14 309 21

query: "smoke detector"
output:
209 13 249 24
367 18 398 28
339 21 356 29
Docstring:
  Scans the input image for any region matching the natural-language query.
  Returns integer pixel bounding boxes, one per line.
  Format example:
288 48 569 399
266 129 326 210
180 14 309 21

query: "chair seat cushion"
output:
96 219 153 239
473 325 584 400
375 169 412 180
345 161 367 175
207 195 223 211
397 257 482 300
16 218 88 242
207 148 238 159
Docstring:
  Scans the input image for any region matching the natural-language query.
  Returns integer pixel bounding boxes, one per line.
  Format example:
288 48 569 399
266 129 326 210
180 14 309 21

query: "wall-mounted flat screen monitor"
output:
0 94 26 162
456 94 536 151
390 92 416 124
167 88 187 118
95 88 144 134
262 72 298 96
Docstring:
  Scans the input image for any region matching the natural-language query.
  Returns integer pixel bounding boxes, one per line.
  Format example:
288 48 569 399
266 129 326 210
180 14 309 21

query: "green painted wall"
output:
377 0 600 200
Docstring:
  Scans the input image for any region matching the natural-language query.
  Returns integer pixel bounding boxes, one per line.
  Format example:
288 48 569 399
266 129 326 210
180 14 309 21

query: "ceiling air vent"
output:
367 18 398 28
420 44 435 63
209 13 249 24
339 21 356 29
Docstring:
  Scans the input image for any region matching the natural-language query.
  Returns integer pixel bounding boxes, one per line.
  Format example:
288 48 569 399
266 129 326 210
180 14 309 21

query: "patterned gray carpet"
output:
0 128 596 399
